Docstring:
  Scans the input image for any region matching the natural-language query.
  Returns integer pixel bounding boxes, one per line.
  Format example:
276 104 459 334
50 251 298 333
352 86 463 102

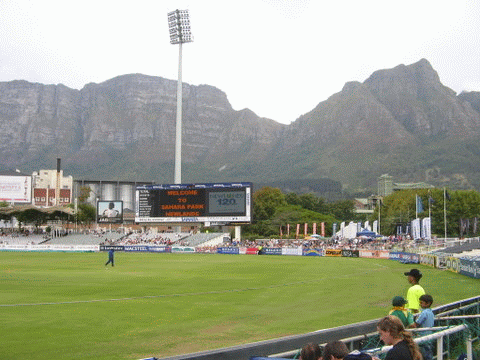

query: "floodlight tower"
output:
168 9 193 184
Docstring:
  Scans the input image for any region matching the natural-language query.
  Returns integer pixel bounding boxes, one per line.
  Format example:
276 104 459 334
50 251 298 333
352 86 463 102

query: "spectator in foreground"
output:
404 268 425 314
374 315 422 360
322 340 349 360
409 294 434 331
389 296 414 328
299 342 322 360
409 294 434 360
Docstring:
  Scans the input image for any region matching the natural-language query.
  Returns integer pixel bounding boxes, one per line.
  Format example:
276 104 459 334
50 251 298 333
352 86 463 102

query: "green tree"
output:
78 186 93 204
243 187 339 239
370 189 480 237
252 187 286 221
328 200 355 221
285 192 301 206
77 203 96 225
444 190 480 237
14 209 48 232
286 192 327 213
0 201 10 221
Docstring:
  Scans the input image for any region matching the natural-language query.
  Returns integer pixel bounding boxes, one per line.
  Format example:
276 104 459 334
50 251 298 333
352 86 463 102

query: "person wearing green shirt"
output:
389 296 414 328
404 269 425 314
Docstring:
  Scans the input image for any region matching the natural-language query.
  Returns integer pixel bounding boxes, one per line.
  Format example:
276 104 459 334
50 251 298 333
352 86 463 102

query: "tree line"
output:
3 186 480 239
242 187 480 240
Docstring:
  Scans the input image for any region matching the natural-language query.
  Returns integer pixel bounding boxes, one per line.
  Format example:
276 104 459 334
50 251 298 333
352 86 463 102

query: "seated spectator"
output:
408 294 435 360
299 343 322 360
324 340 372 360
323 340 349 360
389 296 414 328
374 315 422 360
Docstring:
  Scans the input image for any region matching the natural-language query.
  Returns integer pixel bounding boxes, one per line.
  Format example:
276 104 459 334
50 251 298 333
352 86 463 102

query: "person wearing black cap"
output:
404 269 425 314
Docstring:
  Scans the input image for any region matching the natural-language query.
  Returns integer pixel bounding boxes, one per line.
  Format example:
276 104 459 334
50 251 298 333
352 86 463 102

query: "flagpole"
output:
444 187 447 239
415 194 418 219
428 191 432 245
377 199 381 235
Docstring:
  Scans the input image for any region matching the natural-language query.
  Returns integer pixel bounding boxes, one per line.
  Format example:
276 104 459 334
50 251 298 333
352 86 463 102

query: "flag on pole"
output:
416 195 424 213
445 190 451 200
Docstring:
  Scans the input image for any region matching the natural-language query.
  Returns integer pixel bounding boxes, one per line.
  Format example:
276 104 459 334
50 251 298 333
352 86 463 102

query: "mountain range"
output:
1 58 479 196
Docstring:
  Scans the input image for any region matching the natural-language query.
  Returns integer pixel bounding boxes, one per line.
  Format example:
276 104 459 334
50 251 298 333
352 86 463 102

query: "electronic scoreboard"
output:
135 182 252 224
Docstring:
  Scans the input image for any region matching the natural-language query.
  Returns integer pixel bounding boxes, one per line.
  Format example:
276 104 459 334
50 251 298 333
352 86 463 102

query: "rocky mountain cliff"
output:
1 59 480 194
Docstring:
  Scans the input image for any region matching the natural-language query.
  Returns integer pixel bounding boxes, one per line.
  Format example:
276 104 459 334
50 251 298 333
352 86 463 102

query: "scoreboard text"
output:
135 183 251 224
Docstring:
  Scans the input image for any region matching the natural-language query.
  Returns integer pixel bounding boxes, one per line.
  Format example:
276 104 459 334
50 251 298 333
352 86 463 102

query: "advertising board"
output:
0 175 31 203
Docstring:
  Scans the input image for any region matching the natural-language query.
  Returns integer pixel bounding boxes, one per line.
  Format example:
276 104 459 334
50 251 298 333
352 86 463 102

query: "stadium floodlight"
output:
167 9 193 184
168 10 194 45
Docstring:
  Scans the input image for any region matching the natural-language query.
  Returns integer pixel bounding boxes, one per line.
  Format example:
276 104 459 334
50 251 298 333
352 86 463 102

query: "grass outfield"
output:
1 252 478 360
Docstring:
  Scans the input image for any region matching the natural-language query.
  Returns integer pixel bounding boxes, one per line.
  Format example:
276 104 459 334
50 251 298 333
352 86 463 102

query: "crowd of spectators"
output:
0 227 459 253
102 231 188 246
194 234 449 253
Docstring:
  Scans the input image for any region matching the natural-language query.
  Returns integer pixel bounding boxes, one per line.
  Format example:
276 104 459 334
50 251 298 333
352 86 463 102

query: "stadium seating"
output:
181 233 226 247
0 234 45 245
45 233 123 245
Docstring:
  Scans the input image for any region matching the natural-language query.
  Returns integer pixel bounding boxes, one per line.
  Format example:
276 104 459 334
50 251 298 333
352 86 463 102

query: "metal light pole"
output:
168 9 193 184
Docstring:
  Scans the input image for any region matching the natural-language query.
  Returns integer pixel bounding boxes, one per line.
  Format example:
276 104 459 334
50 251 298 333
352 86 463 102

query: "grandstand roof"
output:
0 204 75 216
394 182 435 190
0 169 30 176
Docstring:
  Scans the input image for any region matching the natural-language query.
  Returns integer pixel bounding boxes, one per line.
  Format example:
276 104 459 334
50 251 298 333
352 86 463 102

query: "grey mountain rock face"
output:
1 60 479 192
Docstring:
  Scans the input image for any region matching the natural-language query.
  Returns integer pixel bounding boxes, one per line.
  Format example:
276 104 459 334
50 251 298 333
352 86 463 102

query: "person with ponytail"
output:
375 315 422 360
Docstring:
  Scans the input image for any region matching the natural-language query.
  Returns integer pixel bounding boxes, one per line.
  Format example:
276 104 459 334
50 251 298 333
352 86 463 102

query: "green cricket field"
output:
1 251 477 360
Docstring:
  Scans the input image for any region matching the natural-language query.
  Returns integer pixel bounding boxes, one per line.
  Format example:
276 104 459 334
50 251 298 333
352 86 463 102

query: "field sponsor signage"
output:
242 247 260 255
389 252 420 263
217 247 239 255
282 247 303 256
259 247 282 255
303 248 323 256
148 246 171 253
445 256 461 273
124 245 149 252
100 245 125 251
100 245 172 253
459 257 480 279
325 249 342 257
420 254 437 267
360 250 390 259
1 244 99 252
171 246 195 253
342 250 359 258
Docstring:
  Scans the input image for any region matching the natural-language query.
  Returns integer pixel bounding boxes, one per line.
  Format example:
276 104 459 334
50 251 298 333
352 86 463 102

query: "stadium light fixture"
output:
168 9 193 184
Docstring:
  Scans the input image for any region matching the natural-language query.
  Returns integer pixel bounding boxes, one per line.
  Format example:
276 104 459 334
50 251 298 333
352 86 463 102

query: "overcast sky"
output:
1 0 479 124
